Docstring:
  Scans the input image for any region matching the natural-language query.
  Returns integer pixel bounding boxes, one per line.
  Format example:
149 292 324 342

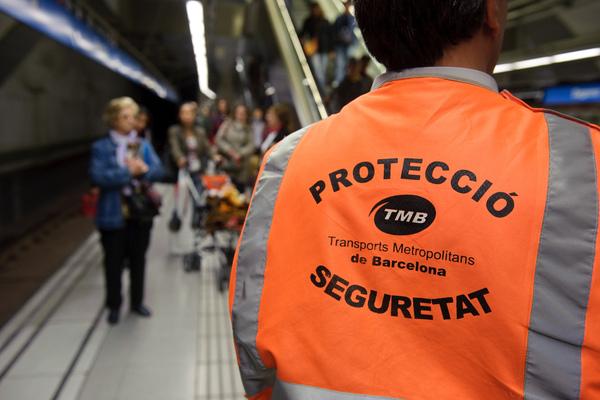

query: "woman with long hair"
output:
168 102 212 177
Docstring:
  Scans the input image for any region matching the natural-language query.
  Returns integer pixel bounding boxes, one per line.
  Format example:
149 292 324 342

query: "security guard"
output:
230 0 600 398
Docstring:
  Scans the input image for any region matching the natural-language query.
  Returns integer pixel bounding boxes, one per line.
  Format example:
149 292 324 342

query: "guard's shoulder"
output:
263 124 317 172
271 124 313 153
502 90 600 133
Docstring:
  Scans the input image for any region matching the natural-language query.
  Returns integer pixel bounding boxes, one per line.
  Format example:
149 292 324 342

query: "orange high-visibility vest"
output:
230 68 600 400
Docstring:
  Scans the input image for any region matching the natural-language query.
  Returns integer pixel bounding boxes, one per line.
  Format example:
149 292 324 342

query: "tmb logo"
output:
369 195 436 235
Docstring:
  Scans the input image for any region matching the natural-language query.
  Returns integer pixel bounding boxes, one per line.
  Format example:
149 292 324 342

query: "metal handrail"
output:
265 0 328 125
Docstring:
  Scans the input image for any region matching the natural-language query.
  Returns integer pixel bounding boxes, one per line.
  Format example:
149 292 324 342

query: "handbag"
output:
81 189 98 218
303 38 318 57
168 209 182 232
122 140 163 223
124 182 161 223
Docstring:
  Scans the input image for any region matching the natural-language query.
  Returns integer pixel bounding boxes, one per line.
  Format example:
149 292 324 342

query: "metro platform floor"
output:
0 185 245 400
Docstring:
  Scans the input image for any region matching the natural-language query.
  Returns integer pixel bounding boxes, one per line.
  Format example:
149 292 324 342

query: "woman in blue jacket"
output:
90 97 164 325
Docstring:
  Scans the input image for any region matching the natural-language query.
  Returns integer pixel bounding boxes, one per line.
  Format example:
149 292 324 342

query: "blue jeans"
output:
310 53 329 89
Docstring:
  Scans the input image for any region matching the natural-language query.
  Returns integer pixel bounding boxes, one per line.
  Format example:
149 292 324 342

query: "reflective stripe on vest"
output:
272 379 398 400
231 126 311 396
524 114 598 399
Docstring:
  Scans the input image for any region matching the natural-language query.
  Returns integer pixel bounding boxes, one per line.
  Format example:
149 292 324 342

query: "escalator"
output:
208 0 383 126
264 0 328 125
259 0 384 124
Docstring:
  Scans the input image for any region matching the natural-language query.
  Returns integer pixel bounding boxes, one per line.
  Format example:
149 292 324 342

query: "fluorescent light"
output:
494 47 600 74
186 1 216 99
513 56 552 70
553 48 600 63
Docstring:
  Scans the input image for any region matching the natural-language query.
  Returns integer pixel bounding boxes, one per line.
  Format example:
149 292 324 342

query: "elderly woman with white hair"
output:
90 96 164 325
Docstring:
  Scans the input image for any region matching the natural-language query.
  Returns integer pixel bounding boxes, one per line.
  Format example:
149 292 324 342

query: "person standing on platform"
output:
300 3 333 89
260 104 292 155
197 103 213 137
90 97 164 325
210 98 230 144
134 106 152 144
230 0 600 398
329 57 370 113
215 104 255 192
251 107 266 150
169 102 212 183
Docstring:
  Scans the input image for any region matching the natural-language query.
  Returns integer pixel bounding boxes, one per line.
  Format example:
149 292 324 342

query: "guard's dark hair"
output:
354 0 487 71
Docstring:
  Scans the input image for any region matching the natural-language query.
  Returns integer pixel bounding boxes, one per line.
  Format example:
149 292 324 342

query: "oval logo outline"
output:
369 195 436 235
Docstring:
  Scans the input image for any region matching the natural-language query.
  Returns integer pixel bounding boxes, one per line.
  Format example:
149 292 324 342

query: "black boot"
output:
107 309 120 325
131 305 152 317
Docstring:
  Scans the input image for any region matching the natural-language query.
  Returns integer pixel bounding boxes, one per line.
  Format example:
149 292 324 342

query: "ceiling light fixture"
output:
494 47 600 74
186 0 216 99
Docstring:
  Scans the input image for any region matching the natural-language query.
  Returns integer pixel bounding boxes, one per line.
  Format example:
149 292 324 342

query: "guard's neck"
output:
435 36 498 75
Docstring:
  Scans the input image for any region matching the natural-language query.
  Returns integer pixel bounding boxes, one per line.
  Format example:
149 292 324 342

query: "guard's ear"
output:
484 0 506 38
